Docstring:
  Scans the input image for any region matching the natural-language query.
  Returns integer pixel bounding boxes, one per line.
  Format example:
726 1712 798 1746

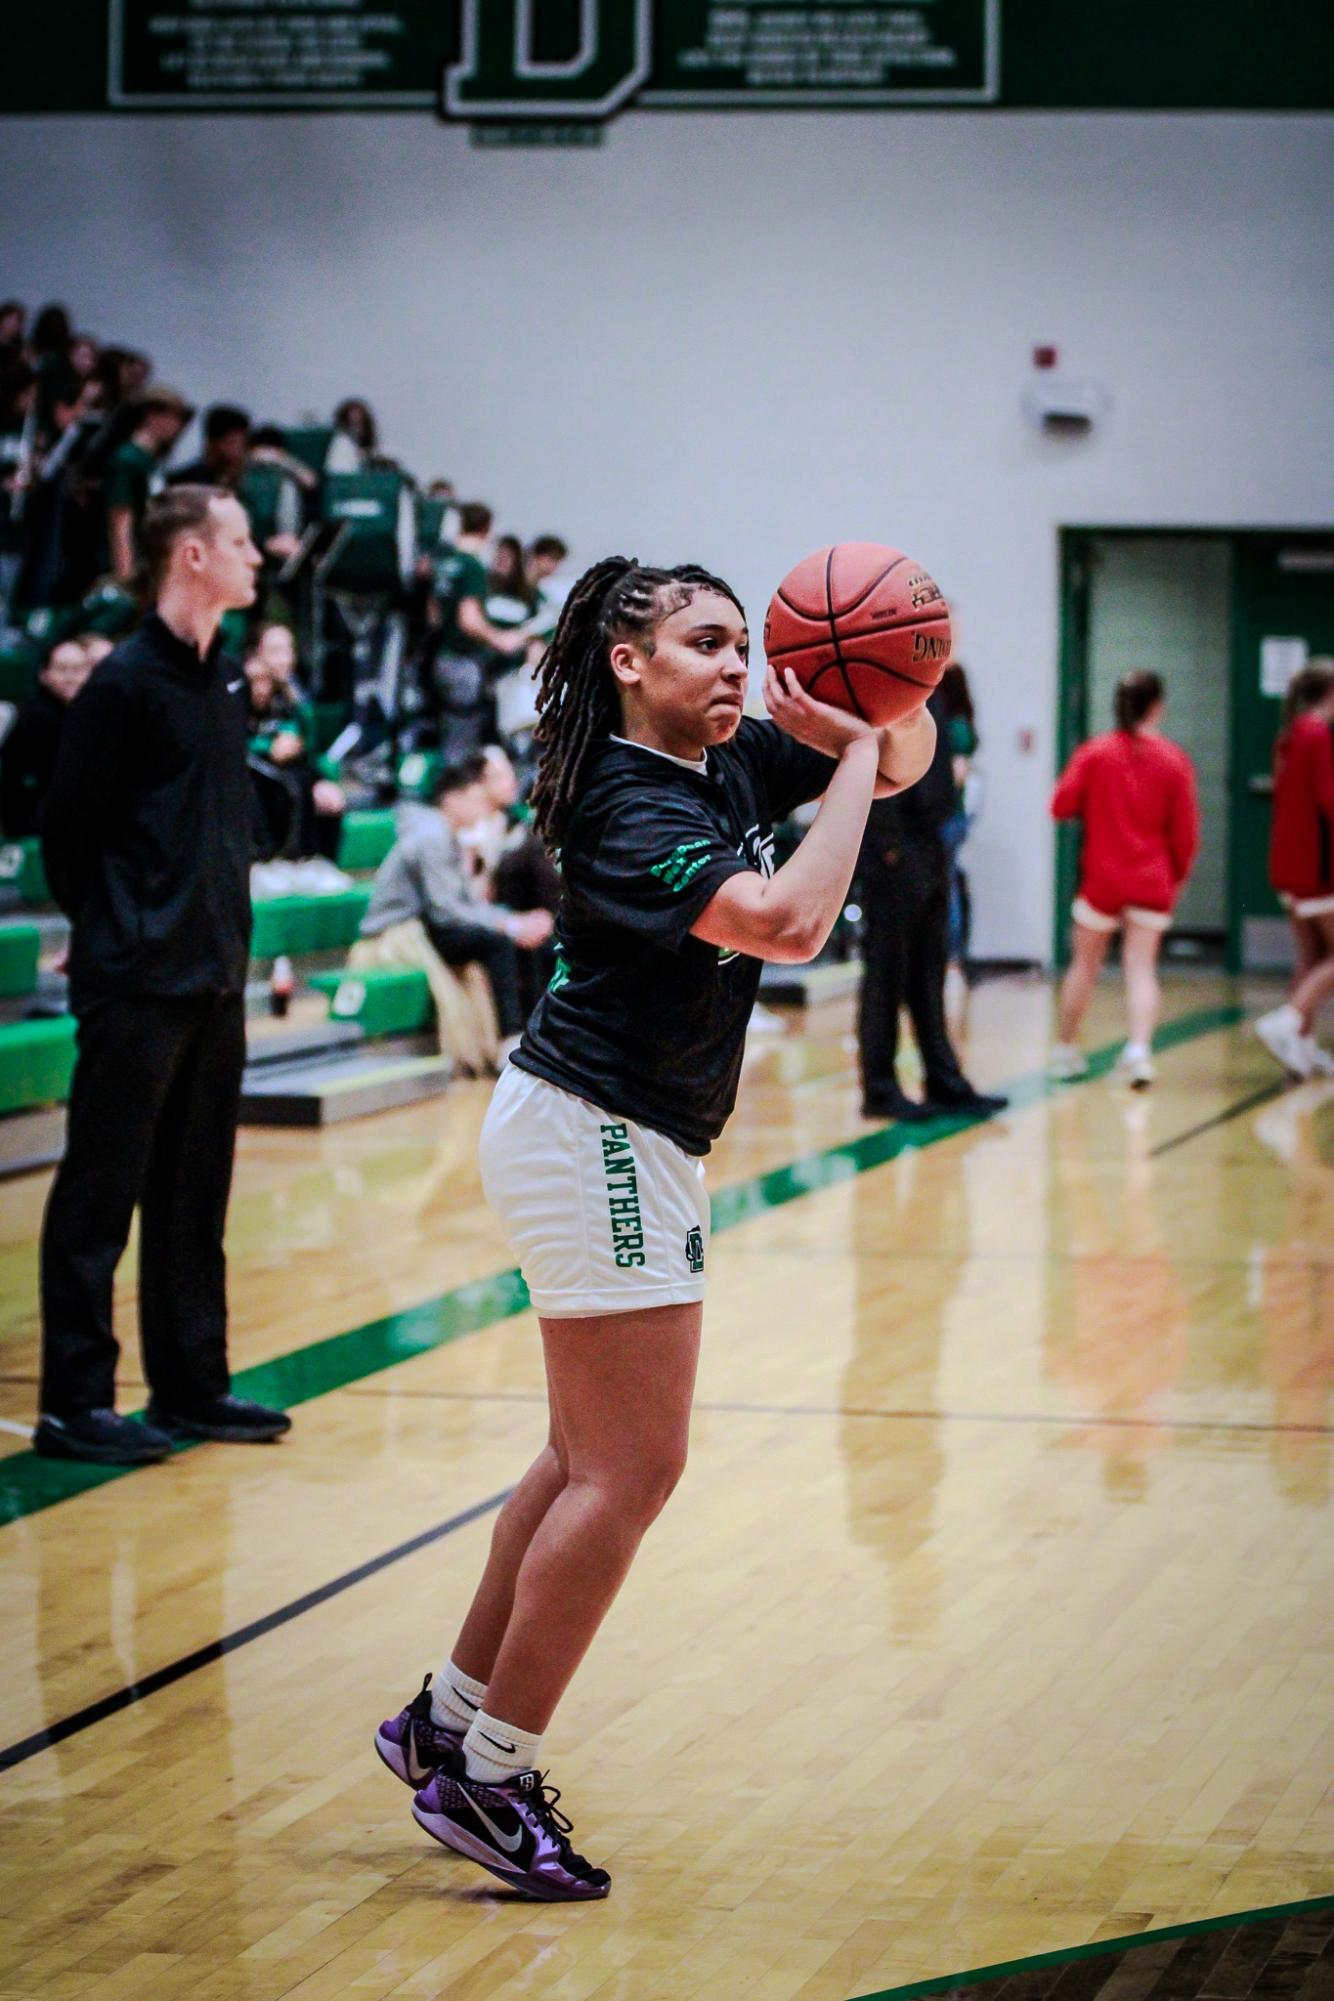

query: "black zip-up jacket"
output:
41 613 253 1003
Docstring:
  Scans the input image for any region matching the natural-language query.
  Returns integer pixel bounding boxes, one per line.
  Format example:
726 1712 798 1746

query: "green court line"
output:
850 1890 1334 2001
0 1003 1244 1526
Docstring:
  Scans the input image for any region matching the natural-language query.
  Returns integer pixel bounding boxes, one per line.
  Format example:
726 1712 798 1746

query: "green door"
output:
1229 535 1334 970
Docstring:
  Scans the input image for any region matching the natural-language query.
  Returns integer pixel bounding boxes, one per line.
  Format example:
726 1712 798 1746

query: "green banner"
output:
108 0 441 107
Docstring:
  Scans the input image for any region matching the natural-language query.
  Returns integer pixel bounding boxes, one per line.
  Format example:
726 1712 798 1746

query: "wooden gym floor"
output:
0 973 1331 2001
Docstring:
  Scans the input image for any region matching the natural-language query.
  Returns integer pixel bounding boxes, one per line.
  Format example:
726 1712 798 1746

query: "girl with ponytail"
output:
375 555 936 1900
1049 670 1199 1087
1254 658 1334 1077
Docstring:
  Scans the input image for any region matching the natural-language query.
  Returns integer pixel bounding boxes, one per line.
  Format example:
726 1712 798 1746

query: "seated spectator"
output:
30 303 74 430
168 402 250 490
68 334 99 386
1 638 93 836
358 757 553 1065
0 358 36 616
487 533 535 612
476 743 562 1017
525 533 571 618
103 386 194 583
327 397 378 472
428 501 531 758
13 371 105 609
244 622 345 861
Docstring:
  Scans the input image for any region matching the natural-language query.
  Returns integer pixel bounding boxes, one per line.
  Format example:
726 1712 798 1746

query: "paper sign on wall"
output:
1260 636 1308 699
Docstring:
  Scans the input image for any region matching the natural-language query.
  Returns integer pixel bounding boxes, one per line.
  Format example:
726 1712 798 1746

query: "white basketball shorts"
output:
478 1064 710 1318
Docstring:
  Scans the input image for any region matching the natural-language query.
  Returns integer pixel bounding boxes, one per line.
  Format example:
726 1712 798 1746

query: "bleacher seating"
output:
0 1016 77 1115
307 966 433 1038
0 923 40 998
336 809 397 874
250 887 370 961
0 841 48 904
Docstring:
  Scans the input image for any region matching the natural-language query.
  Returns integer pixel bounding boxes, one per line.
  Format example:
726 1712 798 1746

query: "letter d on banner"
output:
444 0 652 120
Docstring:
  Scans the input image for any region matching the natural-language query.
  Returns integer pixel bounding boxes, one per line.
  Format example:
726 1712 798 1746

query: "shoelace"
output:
528 1774 595 1872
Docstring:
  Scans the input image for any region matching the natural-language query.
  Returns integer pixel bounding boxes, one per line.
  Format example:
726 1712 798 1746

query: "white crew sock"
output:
430 1660 487 1733
463 1709 544 1785
1264 1004 1302 1032
1123 1040 1150 1062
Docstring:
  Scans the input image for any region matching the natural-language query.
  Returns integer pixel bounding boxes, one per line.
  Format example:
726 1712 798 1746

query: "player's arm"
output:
691 669 934 965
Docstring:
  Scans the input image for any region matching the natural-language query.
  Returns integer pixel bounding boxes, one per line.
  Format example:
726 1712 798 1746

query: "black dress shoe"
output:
33 1408 173 1465
861 1088 941 1124
928 1085 1009 1116
145 1393 292 1443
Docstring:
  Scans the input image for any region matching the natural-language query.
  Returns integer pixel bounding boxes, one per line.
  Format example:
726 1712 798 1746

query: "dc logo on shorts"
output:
684 1227 704 1274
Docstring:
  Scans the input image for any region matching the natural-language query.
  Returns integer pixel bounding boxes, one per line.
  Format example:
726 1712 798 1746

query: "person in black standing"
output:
857 686 1009 1123
34 485 291 1465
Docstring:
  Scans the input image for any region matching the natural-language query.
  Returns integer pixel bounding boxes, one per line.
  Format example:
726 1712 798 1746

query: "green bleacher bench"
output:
0 924 41 998
0 839 48 904
308 967 434 1039
250 888 371 961
337 810 397 874
0 1016 77 1116
396 750 442 801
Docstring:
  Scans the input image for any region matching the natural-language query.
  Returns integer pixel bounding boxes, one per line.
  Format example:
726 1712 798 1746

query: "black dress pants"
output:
39 993 246 1417
427 920 525 1038
858 835 970 1103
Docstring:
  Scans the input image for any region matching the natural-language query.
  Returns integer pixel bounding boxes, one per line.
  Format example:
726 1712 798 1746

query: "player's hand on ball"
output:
764 665 879 759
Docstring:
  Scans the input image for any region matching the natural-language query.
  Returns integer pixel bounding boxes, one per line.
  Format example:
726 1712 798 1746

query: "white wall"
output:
3 110 1332 958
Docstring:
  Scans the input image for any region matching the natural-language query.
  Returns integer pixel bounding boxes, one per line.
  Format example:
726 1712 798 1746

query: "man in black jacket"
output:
857 687 1008 1123
35 485 290 1465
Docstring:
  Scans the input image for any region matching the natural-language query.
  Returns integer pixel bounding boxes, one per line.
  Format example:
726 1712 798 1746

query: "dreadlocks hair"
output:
529 556 743 852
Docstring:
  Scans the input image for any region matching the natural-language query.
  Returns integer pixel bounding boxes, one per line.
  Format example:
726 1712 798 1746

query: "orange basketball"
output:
763 542 952 727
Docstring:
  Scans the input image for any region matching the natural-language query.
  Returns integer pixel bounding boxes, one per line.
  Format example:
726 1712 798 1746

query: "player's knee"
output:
627 1441 689 1524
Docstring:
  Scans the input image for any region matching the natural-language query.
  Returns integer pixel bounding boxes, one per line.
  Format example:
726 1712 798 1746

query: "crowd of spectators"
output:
0 295 573 860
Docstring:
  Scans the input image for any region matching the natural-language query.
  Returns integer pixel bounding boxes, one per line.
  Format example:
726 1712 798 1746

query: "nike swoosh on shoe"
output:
458 1781 525 1854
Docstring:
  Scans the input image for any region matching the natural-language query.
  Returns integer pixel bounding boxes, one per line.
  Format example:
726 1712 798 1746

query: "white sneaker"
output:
1254 1006 1313 1079
1048 1043 1088 1082
1112 1043 1156 1089
1300 1036 1334 1077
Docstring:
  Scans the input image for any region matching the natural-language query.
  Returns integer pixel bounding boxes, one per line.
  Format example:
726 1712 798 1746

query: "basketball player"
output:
375 558 935 1899
1049 671 1199 1088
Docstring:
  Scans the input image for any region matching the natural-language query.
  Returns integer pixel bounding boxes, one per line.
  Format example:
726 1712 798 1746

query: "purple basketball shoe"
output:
412 1765 611 1901
374 1675 466 1790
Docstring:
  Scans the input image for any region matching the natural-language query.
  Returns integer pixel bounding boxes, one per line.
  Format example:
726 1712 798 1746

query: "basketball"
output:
763 542 952 727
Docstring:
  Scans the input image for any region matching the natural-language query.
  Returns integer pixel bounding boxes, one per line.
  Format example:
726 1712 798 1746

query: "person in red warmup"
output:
1049 671 1199 1088
1253 659 1334 1079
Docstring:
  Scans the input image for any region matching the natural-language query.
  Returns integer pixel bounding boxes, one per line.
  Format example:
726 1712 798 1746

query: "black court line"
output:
0 1487 510 1775
339 1386 1334 1437
1150 1080 1288 1156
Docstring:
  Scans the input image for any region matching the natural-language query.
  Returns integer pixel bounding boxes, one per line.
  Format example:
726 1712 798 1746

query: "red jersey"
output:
1051 729 1199 917
1269 713 1334 900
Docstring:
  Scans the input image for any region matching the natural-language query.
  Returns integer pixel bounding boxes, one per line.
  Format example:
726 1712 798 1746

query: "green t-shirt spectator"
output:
103 440 159 521
432 543 489 658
